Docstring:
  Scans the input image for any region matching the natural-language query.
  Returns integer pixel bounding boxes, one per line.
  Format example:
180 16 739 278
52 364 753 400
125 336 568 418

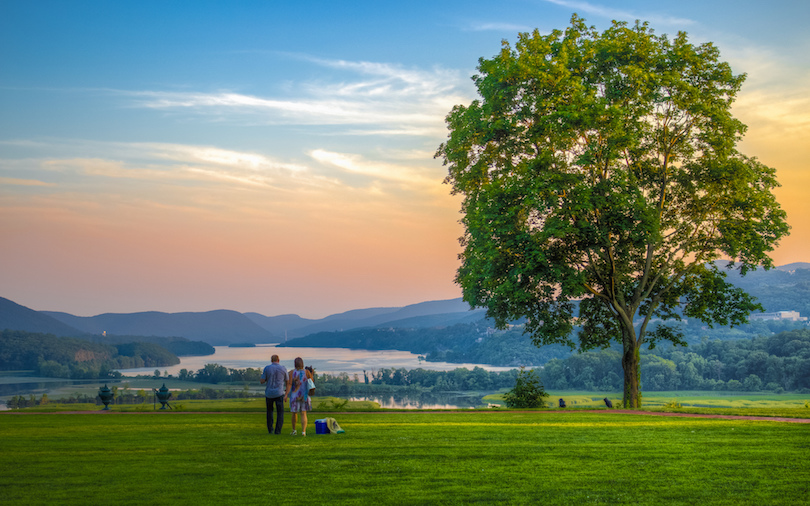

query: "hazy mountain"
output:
0 296 86 337
43 309 275 346
776 262 810 272
5 261 810 350
242 313 317 338
367 308 489 330
3 296 483 347
246 298 484 338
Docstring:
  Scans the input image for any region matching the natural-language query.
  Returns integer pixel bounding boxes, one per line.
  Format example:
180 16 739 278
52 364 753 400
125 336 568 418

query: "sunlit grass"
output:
16 396 379 413
482 390 810 418
1 410 807 505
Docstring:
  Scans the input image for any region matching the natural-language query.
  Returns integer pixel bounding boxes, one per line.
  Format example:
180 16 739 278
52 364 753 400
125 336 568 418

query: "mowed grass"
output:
1 411 808 505
486 391 810 418
12 396 381 413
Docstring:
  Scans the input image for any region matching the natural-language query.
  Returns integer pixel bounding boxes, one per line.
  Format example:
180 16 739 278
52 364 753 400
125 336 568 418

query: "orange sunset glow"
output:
1 1 807 318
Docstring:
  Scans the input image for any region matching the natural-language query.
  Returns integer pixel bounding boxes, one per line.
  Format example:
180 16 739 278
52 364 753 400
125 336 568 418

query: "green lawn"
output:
1 410 808 505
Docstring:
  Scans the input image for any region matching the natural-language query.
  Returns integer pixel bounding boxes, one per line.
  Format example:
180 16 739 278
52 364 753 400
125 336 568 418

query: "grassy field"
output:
485 391 810 418
2 409 808 505
11 396 382 413
10 388 810 419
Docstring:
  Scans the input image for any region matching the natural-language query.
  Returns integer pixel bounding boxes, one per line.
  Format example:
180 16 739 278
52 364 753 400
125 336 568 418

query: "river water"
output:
1 345 513 410
117 344 513 377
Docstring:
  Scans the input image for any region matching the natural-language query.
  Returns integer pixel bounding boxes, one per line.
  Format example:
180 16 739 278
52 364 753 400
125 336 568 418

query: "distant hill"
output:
724 265 810 317
43 309 275 346
246 298 484 338
0 296 86 337
242 313 317 339
3 296 485 347
4 260 810 351
367 308 489 330
290 299 485 337
776 262 810 272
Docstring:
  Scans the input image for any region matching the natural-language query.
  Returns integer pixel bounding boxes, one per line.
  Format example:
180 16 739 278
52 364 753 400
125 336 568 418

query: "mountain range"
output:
0 295 486 346
3 261 809 347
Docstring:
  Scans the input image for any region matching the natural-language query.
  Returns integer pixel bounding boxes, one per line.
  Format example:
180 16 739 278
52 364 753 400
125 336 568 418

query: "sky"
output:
1 1 808 318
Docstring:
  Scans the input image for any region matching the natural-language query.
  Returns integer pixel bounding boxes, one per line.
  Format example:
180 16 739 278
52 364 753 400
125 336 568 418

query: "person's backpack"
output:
306 366 315 396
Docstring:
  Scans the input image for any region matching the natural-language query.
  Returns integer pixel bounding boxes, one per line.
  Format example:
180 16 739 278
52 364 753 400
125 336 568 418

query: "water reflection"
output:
0 378 103 397
352 391 484 409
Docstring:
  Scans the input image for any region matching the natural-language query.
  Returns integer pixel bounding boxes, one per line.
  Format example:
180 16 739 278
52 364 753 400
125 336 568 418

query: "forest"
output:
282 316 807 368
10 328 808 409
301 329 810 394
141 328 810 394
540 328 810 393
0 329 212 379
5 313 810 393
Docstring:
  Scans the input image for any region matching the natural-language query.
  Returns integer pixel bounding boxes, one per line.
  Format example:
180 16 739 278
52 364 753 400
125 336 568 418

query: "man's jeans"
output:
266 395 284 434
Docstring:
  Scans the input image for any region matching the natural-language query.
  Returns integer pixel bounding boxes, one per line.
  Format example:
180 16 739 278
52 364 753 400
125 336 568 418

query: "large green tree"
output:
436 15 789 407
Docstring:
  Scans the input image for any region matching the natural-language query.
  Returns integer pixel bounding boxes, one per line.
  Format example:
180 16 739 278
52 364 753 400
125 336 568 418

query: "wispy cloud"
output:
542 0 695 27
0 138 454 217
0 176 54 187
466 22 534 33
136 143 308 174
1 140 321 192
309 149 440 190
123 57 471 137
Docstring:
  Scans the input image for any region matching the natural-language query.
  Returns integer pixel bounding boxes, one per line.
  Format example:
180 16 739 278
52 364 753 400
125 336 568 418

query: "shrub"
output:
503 367 548 408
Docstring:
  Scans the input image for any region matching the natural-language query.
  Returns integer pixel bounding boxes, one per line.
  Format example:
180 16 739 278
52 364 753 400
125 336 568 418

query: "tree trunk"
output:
622 340 641 408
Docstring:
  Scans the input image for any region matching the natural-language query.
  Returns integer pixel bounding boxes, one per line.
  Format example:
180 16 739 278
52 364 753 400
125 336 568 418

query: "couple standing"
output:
260 355 313 436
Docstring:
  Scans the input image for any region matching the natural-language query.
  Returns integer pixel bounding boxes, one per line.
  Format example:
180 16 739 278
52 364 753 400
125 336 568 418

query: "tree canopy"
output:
436 15 789 407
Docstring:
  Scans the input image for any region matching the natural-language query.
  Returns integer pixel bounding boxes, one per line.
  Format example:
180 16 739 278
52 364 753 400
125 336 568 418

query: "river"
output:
117 344 514 376
1 345 514 410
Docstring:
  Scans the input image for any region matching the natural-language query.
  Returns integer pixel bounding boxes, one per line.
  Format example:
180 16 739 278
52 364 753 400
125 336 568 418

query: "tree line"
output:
281 316 809 369
161 364 518 393
0 330 187 379
540 328 810 393
156 328 810 394
315 366 520 395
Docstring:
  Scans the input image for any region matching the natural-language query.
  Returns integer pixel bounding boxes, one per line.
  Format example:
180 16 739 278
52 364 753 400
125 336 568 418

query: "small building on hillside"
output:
748 310 807 322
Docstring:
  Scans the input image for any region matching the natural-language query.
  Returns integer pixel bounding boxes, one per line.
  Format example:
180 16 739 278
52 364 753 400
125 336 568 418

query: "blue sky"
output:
1 0 808 318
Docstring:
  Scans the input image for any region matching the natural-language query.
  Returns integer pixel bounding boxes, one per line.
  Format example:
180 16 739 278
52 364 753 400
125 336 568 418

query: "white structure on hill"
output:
748 310 807 322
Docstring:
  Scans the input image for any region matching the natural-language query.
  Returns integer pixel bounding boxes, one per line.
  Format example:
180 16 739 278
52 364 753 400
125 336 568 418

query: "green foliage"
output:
437 15 789 407
86 333 214 357
350 366 518 392
193 363 231 383
317 398 350 410
540 328 810 392
503 367 548 408
0 330 182 379
116 342 179 367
